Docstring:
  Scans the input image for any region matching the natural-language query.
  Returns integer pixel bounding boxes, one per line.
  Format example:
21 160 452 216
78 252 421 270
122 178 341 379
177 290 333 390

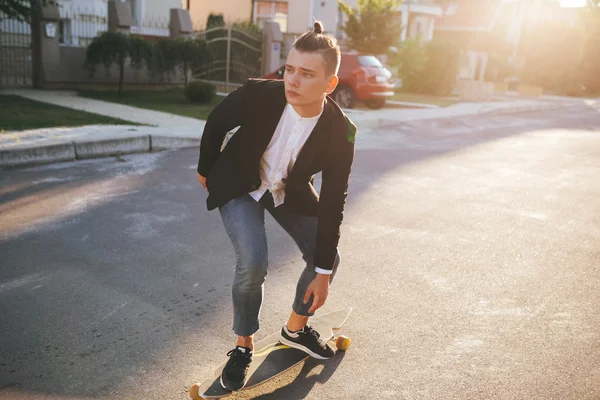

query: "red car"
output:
261 52 394 109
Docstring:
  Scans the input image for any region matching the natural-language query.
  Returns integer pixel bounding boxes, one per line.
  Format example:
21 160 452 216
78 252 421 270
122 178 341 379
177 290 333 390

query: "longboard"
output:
189 307 352 400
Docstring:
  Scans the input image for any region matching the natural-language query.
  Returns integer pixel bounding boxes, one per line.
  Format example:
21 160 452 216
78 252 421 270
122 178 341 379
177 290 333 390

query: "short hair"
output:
292 21 341 77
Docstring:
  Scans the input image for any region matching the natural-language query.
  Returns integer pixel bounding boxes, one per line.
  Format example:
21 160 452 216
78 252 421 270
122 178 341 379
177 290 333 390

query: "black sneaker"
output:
279 324 335 360
220 346 253 391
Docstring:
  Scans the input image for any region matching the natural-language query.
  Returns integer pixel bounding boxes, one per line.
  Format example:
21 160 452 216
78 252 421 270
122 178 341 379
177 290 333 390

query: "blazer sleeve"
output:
197 82 248 177
314 116 357 271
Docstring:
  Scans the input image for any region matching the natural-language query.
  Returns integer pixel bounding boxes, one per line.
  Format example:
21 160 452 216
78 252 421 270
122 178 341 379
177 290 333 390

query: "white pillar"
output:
262 21 283 75
401 10 408 41
427 17 435 41
478 53 488 82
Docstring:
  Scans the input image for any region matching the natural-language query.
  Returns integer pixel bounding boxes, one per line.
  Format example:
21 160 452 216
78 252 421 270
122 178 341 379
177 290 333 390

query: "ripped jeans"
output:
219 192 340 336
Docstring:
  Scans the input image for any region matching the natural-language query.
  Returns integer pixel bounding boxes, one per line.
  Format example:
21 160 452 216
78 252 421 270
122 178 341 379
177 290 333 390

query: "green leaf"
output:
344 114 357 144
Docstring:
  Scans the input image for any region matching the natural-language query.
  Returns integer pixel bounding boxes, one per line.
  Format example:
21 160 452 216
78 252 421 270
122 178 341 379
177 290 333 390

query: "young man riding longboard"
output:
196 21 357 391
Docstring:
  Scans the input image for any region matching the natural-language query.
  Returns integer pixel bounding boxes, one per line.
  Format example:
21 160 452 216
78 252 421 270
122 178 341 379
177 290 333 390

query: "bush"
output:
393 37 459 96
184 81 216 103
392 38 427 93
416 38 460 96
519 21 587 95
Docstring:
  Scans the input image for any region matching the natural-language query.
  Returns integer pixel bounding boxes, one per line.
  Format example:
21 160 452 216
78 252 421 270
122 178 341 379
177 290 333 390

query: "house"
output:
54 0 184 46
434 0 584 81
249 0 442 61
0 0 189 88
396 0 443 42
127 0 184 36
185 0 253 30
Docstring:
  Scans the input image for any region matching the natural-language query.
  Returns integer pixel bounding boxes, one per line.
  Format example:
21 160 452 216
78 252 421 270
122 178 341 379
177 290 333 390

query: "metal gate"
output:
193 26 263 87
0 15 32 87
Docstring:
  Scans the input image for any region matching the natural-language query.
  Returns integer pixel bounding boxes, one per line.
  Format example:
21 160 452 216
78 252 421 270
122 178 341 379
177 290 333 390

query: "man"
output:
196 21 356 391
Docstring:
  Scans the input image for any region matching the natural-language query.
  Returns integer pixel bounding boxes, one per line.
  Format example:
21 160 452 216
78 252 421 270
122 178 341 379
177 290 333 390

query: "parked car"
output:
261 52 395 109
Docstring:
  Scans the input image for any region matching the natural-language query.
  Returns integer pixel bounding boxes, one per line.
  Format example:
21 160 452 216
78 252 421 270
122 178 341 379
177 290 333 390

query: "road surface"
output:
1 104 599 399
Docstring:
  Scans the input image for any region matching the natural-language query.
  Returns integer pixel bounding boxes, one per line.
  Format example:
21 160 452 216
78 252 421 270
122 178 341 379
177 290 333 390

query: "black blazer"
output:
197 79 356 271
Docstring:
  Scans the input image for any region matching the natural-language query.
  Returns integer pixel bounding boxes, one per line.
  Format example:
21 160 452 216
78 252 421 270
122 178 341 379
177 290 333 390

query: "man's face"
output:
283 47 338 106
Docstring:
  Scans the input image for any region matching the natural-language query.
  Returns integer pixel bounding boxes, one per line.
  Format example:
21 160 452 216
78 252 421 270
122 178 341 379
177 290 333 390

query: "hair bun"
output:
313 21 324 34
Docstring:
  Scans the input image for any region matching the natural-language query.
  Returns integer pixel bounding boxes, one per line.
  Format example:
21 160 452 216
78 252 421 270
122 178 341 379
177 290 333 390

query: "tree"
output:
415 38 460 96
392 37 459 96
175 37 211 85
337 0 403 55
0 0 55 22
84 32 131 96
391 38 427 92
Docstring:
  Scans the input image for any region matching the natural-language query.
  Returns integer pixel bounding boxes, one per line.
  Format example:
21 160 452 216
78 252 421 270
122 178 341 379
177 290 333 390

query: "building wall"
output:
142 0 182 22
312 0 339 34
187 0 252 29
286 0 312 34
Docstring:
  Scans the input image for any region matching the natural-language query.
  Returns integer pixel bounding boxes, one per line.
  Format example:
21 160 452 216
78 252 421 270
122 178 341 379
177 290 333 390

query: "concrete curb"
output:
0 141 76 167
74 132 150 160
0 101 573 168
0 134 200 168
480 102 566 117
150 135 200 151
353 102 567 130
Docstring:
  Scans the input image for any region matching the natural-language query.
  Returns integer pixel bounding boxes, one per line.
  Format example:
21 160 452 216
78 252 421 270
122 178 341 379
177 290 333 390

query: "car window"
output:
357 56 383 67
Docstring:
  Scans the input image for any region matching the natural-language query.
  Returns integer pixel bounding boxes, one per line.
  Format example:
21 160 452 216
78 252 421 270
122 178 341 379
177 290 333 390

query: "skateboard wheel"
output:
336 335 351 351
189 383 204 400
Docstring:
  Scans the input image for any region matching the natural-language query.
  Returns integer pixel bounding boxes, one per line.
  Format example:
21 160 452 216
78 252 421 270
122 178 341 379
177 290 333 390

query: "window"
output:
255 1 288 32
58 19 72 45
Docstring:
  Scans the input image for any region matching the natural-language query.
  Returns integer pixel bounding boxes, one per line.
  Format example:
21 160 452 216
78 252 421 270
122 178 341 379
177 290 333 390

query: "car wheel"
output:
366 99 386 109
333 86 356 109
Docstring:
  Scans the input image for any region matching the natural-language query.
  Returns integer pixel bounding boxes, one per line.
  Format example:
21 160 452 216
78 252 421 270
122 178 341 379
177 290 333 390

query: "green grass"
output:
391 91 459 107
78 88 224 120
0 95 138 132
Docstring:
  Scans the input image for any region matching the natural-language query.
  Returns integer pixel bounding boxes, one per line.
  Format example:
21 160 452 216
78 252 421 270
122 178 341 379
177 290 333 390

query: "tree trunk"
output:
30 0 42 88
183 60 188 85
118 54 125 97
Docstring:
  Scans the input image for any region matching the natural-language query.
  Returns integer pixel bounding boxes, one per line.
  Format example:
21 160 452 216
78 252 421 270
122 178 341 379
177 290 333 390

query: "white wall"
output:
129 0 182 36
142 0 182 23
287 0 312 34
58 0 108 46
312 0 339 34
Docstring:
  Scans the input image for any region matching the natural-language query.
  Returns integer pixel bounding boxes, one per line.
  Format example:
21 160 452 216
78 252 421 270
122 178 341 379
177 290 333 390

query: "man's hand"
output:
197 173 207 191
304 273 330 314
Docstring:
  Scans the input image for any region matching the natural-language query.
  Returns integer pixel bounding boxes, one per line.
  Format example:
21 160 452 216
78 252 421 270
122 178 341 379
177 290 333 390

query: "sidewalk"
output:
2 89 206 130
349 97 576 128
0 89 584 168
1 89 205 167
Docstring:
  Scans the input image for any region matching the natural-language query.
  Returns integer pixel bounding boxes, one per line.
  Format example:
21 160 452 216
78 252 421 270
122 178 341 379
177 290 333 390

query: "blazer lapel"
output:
289 97 333 181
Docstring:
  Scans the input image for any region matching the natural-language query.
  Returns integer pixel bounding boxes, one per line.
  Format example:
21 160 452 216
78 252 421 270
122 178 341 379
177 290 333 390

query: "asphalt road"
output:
1 104 599 400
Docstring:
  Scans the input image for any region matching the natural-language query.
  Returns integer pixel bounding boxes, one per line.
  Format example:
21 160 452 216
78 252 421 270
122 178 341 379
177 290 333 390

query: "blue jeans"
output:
219 192 340 336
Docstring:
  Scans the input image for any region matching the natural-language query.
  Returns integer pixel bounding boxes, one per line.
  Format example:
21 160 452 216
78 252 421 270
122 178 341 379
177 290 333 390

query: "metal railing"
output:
193 26 263 86
0 14 32 87
130 15 170 38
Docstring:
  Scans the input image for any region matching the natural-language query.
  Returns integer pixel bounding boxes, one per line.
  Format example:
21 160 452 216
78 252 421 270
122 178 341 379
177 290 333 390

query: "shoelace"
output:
303 326 326 347
226 348 252 369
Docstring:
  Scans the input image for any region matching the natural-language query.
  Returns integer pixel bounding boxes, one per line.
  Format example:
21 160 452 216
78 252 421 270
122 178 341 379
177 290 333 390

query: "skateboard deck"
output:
189 307 352 400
